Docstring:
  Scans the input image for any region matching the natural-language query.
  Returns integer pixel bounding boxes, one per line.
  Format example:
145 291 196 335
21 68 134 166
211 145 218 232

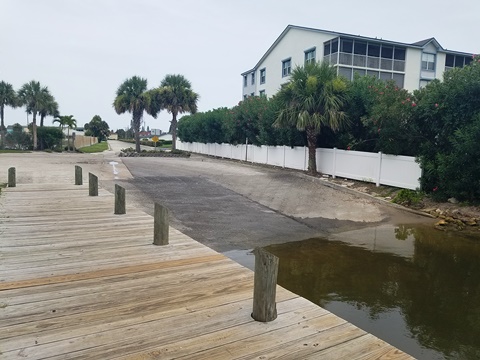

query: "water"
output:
265 224 480 360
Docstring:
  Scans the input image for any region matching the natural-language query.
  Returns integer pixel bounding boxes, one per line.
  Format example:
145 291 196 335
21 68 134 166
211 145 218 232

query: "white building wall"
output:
436 52 447 81
242 72 256 97
255 28 337 98
404 48 422 91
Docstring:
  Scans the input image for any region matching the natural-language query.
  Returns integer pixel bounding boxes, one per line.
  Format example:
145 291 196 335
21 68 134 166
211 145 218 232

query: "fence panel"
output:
285 147 306 170
380 155 422 190
231 144 245 160
253 146 268 164
334 150 379 182
316 148 334 175
74 135 98 149
267 146 284 167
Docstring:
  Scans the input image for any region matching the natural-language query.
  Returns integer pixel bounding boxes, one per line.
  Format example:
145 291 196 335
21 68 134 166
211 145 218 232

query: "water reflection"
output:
265 225 480 360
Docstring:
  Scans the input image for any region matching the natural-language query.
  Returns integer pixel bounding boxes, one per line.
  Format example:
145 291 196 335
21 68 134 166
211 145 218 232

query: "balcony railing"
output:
334 52 405 72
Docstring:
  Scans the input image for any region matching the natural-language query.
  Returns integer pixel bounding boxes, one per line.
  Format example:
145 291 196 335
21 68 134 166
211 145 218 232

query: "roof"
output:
242 25 473 75
410 37 436 47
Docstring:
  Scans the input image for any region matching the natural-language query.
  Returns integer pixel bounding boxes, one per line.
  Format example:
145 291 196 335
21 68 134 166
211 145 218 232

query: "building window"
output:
282 58 291 77
422 53 435 71
260 68 266 84
340 39 353 54
420 79 431 88
305 48 316 65
445 54 472 71
251 72 255 85
243 94 247 100
259 90 265 97
243 75 247 87
250 92 254 97
323 38 339 65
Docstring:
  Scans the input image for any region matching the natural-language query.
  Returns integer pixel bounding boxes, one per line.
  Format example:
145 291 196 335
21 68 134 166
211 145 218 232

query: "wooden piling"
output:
8 167 16 187
153 203 169 245
114 184 126 214
75 165 83 185
252 247 279 322
89 173 98 196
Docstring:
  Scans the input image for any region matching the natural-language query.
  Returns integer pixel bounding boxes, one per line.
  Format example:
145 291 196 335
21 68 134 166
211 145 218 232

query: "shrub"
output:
37 126 63 150
392 189 424 207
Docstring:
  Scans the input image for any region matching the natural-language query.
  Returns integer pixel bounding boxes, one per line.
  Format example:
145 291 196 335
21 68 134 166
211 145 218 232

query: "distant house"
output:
108 133 118 140
159 133 172 141
242 24 475 99
138 131 151 138
6 125 29 134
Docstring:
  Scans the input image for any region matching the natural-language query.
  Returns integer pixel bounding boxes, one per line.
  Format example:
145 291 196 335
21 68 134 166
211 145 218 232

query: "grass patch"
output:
78 142 109 153
0 149 31 154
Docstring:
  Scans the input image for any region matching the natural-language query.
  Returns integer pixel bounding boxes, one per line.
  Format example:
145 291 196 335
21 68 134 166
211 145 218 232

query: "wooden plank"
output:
0 254 225 290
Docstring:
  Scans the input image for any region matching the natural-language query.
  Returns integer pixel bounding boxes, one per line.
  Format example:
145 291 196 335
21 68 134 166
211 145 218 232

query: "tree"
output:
5 123 31 150
38 92 59 127
17 80 50 150
53 115 76 151
116 128 126 139
113 76 159 152
157 74 199 150
412 55 480 200
274 61 348 174
341 75 417 155
84 115 110 142
36 126 64 150
0 81 18 149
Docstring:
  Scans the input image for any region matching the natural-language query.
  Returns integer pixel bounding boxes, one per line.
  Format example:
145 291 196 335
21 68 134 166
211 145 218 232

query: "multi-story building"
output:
242 25 474 99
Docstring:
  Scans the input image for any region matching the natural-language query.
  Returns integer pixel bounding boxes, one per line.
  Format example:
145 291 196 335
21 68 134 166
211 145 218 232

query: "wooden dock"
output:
0 180 414 359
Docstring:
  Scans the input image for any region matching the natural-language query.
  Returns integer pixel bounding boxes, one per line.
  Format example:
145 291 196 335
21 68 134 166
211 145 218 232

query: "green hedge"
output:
118 139 172 147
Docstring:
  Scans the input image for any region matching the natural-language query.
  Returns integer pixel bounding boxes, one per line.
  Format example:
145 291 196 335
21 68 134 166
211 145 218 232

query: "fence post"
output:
376 151 382 187
75 165 83 185
252 247 279 322
332 148 337 179
89 173 98 196
304 147 308 171
153 203 169 245
114 184 126 214
8 167 16 187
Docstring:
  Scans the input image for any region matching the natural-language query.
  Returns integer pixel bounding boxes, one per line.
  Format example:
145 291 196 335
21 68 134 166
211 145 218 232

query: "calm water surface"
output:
265 225 480 360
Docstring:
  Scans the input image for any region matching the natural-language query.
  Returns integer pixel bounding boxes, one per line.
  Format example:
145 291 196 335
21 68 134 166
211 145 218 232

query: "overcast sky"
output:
1 0 478 132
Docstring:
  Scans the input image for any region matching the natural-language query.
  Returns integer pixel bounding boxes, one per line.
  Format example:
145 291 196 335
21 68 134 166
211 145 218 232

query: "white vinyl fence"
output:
177 141 422 190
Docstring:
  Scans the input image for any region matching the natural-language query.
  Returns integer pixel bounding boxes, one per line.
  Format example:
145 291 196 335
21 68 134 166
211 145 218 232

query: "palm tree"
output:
113 76 160 153
0 81 17 149
53 115 76 151
38 92 59 127
274 61 348 174
17 80 50 150
158 74 199 150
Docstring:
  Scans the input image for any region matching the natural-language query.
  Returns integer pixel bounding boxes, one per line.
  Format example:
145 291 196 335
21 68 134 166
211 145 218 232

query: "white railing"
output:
177 141 422 190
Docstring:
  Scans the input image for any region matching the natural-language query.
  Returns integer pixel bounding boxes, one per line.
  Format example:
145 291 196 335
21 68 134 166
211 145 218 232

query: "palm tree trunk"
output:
32 112 37 150
135 130 140 153
67 127 70 152
171 111 177 151
40 114 45 127
131 113 142 153
0 105 5 149
306 126 317 174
